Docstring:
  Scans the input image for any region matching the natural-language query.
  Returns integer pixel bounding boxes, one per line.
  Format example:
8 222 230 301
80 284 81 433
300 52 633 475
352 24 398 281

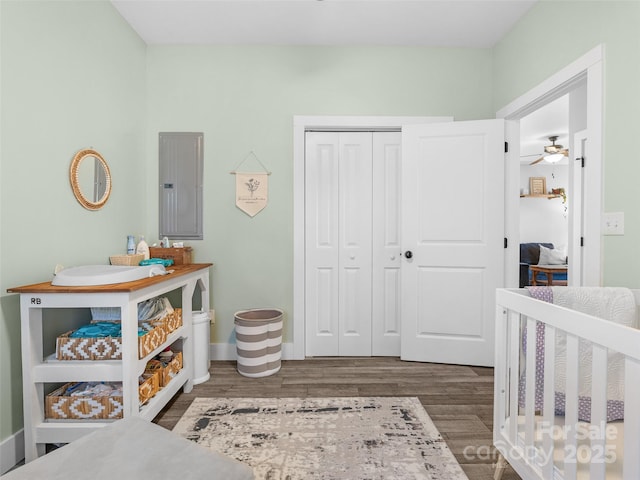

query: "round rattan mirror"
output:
70 149 111 210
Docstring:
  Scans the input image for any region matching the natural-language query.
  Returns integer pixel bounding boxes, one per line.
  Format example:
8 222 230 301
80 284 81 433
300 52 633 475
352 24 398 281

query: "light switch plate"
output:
603 212 624 235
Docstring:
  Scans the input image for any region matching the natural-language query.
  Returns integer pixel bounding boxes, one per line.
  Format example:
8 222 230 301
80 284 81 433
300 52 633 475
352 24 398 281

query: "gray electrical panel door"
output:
159 132 203 239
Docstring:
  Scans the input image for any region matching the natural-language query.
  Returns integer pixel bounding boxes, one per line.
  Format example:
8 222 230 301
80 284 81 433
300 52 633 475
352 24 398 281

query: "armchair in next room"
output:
519 242 568 288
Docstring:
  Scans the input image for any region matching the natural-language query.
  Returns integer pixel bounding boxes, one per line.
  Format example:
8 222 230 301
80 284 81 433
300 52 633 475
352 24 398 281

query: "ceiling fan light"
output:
544 153 564 164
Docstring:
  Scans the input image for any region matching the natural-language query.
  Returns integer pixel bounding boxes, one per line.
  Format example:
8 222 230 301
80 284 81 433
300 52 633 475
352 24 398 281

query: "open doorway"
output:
499 45 602 289
518 94 571 287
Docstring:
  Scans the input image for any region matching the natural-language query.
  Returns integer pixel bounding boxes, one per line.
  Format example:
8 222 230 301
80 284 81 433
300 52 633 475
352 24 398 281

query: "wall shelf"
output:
520 194 563 199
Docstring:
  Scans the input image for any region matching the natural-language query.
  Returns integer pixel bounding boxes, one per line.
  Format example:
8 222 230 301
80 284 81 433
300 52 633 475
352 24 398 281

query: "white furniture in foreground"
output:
8 263 212 462
494 288 640 480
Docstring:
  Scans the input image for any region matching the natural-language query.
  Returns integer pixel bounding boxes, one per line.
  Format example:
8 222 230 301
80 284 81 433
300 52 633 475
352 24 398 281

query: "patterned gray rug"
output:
173 396 469 480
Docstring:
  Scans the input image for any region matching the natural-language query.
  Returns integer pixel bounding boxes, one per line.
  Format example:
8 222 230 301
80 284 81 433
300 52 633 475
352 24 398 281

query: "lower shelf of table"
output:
33 369 189 445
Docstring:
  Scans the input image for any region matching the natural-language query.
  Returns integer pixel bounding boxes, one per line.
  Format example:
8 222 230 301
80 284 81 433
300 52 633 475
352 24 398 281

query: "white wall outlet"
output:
603 212 624 235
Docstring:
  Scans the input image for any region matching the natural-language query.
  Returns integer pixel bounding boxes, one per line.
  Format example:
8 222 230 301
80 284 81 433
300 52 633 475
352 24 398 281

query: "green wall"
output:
2 0 640 461
493 0 640 287
145 46 494 345
0 0 146 443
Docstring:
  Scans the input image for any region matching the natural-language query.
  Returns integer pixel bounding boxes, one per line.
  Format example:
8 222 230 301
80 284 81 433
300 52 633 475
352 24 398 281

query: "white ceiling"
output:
111 0 563 157
520 95 569 165
111 0 537 47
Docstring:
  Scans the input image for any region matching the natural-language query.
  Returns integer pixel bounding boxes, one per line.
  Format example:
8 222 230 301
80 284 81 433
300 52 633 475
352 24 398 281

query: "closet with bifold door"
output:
305 131 402 357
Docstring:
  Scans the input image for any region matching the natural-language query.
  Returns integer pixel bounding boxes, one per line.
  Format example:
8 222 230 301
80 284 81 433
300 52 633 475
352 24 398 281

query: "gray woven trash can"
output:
234 308 283 378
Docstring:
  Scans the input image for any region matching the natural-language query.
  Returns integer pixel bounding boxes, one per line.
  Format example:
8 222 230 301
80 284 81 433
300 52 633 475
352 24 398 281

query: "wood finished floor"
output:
154 357 521 480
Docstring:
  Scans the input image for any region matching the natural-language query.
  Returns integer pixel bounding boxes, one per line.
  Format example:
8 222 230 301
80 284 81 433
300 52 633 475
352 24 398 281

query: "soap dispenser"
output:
127 235 136 255
136 235 150 260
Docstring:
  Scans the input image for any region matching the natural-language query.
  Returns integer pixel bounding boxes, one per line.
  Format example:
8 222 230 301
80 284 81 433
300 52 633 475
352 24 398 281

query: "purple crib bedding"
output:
518 286 635 422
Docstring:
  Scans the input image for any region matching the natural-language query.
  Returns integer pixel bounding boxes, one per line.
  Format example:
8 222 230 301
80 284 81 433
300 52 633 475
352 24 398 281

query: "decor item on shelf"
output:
529 176 547 195
552 187 567 203
230 151 270 217
69 148 111 210
552 187 568 216
173 396 468 480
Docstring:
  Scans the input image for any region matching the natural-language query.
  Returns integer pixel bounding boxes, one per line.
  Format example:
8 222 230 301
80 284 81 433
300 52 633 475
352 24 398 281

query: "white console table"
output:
7 263 212 462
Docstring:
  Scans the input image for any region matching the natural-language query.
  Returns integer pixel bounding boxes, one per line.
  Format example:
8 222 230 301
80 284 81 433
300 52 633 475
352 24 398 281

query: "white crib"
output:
493 288 640 480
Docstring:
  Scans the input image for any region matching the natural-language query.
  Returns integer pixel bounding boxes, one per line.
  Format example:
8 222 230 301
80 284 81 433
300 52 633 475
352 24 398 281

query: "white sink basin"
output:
52 264 168 286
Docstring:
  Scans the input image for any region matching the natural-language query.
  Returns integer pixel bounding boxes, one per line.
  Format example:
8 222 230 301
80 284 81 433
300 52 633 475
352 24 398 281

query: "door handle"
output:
403 251 413 259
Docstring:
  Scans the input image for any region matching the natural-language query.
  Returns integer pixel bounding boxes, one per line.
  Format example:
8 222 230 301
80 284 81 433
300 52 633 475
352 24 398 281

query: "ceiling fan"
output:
528 136 569 165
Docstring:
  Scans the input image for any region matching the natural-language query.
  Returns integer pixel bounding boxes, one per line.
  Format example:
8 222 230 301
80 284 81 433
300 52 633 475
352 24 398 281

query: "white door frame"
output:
293 44 604 359
497 44 604 288
292 115 453 359
571 129 588 286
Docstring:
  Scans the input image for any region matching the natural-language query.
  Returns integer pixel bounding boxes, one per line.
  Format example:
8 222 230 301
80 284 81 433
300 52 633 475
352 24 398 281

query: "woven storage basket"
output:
46 378 160 420
145 351 183 388
139 372 160 405
109 254 144 266
138 320 167 358
57 319 168 361
56 332 122 360
164 308 182 334
46 384 123 420
148 247 192 265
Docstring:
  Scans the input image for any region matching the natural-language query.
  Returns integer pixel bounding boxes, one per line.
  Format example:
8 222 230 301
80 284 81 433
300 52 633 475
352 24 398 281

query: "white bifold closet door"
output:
305 131 401 357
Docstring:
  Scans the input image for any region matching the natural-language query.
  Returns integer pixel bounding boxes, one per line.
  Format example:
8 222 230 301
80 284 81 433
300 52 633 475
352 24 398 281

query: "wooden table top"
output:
529 264 568 272
7 263 213 294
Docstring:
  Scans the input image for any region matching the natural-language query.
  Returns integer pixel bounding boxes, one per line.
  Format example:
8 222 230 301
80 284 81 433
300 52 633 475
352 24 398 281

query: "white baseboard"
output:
1 429 24 475
209 342 295 361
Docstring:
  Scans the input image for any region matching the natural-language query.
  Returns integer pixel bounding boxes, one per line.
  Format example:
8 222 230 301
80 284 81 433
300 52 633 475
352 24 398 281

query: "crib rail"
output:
494 288 640 480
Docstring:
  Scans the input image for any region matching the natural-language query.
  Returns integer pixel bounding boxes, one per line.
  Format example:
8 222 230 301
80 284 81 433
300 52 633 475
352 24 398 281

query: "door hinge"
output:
580 237 584 247
504 142 509 153
576 156 585 168
504 237 508 249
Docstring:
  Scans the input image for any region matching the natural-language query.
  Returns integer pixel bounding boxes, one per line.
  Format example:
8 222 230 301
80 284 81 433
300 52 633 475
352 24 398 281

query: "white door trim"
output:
571 129 588 286
293 115 453 359
497 44 604 287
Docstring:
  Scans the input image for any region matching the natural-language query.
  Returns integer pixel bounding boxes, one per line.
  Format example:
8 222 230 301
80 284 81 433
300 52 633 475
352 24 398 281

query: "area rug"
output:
172 396 468 480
